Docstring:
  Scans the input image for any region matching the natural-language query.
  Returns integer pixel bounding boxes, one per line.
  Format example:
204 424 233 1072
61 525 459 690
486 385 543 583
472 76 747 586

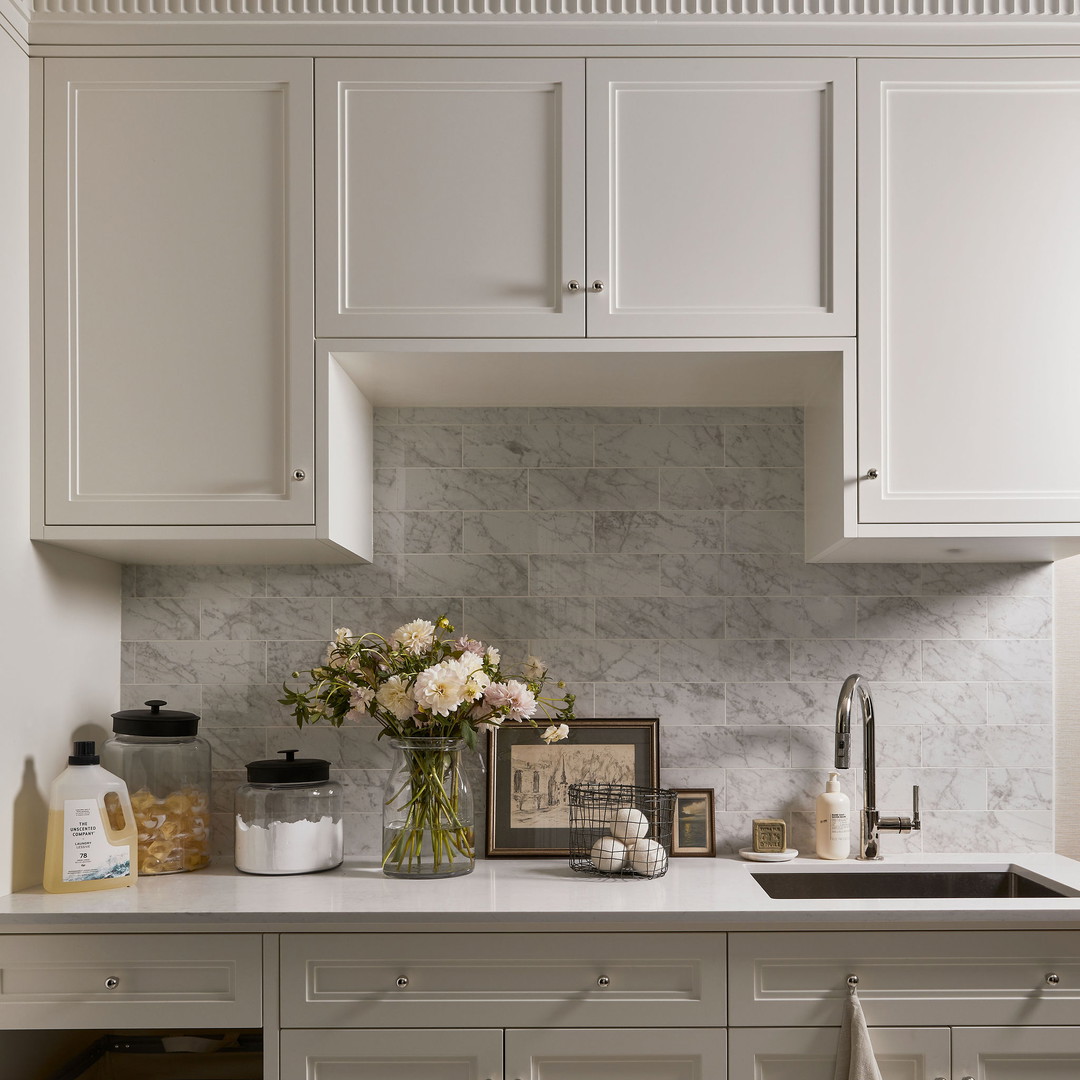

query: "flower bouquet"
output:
280 616 575 877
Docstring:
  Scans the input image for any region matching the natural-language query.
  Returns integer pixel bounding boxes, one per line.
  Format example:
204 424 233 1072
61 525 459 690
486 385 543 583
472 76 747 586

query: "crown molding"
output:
26 0 1080 17
22 0 1080 48
1 0 31 48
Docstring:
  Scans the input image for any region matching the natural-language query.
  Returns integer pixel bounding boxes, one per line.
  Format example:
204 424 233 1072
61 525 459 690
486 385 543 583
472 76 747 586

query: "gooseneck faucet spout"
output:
834 674 921 860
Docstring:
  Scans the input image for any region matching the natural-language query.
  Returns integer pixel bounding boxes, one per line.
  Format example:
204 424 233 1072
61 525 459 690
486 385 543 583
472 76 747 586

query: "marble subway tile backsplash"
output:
120 406 1055 859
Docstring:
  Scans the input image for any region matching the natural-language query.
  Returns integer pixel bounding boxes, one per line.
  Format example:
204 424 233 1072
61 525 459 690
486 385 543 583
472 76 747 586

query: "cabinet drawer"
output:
729 930 1080 1027
0 934 262 1029
280 932 725 1029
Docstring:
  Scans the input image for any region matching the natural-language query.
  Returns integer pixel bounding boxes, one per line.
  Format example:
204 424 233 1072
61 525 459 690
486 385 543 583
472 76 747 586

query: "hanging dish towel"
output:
833 985 884 1080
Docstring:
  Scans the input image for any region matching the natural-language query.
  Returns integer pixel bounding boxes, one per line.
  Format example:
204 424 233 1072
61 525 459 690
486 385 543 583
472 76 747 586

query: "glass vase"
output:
382 738 475 878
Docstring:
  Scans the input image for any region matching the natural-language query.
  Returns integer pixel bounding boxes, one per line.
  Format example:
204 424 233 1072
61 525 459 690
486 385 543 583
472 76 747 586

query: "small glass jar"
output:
234 749 343 875
102 699 212 875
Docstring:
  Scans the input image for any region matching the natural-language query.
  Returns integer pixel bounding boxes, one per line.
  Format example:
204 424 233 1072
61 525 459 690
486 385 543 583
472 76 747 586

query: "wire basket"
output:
568 782 676 878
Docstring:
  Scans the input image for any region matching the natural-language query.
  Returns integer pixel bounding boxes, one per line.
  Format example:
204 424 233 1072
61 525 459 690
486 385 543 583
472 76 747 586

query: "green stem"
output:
383 746 474 874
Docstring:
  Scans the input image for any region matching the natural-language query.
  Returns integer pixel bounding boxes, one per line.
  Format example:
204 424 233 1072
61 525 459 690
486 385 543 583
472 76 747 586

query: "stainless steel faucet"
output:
834 673 921 860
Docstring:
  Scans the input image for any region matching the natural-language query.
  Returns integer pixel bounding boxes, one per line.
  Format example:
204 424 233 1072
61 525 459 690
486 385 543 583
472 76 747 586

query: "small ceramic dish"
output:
739 847 798 862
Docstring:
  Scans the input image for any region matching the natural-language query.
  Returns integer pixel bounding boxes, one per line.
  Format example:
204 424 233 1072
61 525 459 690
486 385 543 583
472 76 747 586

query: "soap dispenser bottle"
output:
43 741 138 893
815 772 850 860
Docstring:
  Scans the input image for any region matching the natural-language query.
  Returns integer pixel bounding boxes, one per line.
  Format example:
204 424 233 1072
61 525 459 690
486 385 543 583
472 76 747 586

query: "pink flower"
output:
485 679 537 721
483 682 514 712
453 636 485 656
349 686 374 712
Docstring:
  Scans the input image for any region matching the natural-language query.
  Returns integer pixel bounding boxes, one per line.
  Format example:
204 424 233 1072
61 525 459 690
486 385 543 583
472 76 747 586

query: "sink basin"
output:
751 869 1077 899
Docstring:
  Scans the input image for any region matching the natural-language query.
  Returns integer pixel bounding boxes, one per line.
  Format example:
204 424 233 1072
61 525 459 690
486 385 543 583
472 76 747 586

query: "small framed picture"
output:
671 788 715 857
486 718 659 857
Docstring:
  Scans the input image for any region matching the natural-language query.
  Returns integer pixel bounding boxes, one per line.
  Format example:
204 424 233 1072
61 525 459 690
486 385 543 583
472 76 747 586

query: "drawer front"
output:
729 930 1080 1028
280 932 725 1029
0 934 262 1029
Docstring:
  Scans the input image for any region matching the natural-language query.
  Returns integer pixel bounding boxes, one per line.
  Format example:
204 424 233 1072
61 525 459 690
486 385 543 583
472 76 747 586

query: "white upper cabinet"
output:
858 59 1080 527
316 59 585 338
44 58 315 530
316 57 854 340
40 58 372 563
586 58 855 338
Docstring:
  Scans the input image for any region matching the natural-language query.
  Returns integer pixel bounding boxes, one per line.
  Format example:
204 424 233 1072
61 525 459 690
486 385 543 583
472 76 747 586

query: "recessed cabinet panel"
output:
729 1026 950 1080
586 59 855 338
506 1027 727 1079
317 59 585 338
280 1028 503 1079
43 58 314 527
0 934 262 1029
859 58 1080 525
280 931 725 1029
953 1027 1080 1080
729 930 1080 1028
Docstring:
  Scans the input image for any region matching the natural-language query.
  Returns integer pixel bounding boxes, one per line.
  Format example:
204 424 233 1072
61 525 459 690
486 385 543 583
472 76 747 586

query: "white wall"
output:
0 29 120 896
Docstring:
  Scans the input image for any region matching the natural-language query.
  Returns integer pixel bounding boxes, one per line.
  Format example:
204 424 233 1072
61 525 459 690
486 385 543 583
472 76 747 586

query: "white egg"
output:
610 806 649 842
590 835 628 873
628 838 668 877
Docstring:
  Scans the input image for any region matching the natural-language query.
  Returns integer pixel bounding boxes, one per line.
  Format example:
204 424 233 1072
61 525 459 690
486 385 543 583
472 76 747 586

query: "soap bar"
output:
752 818 787 853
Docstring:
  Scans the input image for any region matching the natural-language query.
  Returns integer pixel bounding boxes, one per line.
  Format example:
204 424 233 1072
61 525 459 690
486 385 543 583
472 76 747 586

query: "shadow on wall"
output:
11 758 47 893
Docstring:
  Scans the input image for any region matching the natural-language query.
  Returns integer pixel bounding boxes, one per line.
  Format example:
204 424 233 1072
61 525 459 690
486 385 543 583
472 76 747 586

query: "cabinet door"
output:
316 59 585 338
279 1028 503 1079
729 1027 950 1080
0 933 262 1029
858 59 1080 526
586 59 854 338
953 1027 1080 1079
506 1028 726 1080
279 931 725 1030
43 58 314 528
728 930 1080 1028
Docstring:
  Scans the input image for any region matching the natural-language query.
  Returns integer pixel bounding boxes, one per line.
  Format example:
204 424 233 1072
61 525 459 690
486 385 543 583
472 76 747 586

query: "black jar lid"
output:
245 749 331 784
111 699 201 737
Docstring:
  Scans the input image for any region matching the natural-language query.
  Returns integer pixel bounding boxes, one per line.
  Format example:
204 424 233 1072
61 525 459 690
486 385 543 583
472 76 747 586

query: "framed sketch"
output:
671 789 715 857
486 718 659 857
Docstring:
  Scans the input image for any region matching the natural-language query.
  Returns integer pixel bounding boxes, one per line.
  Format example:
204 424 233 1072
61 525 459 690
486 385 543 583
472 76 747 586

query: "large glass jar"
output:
102 699 211 874
234 749 343 875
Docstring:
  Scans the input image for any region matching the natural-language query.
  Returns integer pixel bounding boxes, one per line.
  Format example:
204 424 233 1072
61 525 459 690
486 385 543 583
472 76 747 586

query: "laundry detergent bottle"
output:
43 741 138 893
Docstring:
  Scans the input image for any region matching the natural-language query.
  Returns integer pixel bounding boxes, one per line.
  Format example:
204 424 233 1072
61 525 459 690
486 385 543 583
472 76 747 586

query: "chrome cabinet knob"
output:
597 976 610 988
396 976 409 989
103 977 119 990
846 974 859 987
1047 972 1061 985
590 280 605 292
567 280 582 292
864 468 879 480
292 469 306 481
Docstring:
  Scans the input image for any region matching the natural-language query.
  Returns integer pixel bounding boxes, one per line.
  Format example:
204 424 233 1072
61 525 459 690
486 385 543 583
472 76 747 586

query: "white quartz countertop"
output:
3 852 1080 933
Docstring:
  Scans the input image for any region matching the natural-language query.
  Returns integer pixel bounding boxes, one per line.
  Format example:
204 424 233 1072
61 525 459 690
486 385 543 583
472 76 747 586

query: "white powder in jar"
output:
234 815 343 874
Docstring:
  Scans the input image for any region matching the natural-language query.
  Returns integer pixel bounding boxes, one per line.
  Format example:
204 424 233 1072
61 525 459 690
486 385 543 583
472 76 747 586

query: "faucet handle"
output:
912 785 921 830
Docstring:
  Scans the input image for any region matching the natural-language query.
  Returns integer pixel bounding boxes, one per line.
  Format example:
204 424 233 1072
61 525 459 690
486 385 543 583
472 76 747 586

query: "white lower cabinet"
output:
277 932 727 1079
280 1027 727 1079
279 1028 504 1078
953 1027 1080 1080
0 933 263 1031
728 930 1080 1080
730 1025 1080 1080
729 1026 950 1080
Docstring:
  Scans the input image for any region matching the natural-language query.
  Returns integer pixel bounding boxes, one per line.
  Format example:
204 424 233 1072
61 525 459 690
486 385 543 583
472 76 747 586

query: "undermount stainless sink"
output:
751 869 1078 900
